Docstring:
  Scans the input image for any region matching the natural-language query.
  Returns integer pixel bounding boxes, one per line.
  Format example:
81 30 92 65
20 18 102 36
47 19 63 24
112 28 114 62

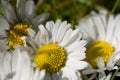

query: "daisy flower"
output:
0 0 49 50
76 10 120 79
27 20 88 80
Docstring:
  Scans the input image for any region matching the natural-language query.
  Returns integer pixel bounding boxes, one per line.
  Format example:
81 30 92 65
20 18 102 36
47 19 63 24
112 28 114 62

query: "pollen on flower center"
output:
7 24 29 48
34 43 66 73
86 40 114 68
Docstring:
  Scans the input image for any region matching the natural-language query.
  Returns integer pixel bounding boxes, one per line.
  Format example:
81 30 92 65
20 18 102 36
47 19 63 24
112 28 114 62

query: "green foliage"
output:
8 0 120 26
34 0 120 24
35 0 92 24
9 0 120 24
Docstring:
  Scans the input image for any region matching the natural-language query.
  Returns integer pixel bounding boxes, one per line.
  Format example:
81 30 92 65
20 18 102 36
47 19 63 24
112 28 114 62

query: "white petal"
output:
32 13 50 26
92 14 105 39
68 52 86 60
0 40 9 51
0 52 11 80
38 25 50 44
82 69 96 74
12 48 32 80
32 68 39 80
105 73 112 80
45 21 54 33
64 29 81 47
77 17 97 41
1 0 17 24
25 0 35 19
106 15 116 41
98 72 106 80
34 31 42 47
65 59 87 70
0 15 10 30
16 0 26 20
60 29 72 47
107 52 120 69
65 40 87 53
38 70 46 80
65 41 80 53
27 28 36 38
0 29 7 37
56 22 71 43
97 57 105 68
43 73 51 80
51 73 60 80
52 20 62 42
62 69 81 80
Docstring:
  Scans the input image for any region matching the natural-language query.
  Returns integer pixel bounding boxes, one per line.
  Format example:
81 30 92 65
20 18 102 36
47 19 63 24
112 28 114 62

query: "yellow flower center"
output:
7 24 29 48
86 40 114 68
34 43 66 73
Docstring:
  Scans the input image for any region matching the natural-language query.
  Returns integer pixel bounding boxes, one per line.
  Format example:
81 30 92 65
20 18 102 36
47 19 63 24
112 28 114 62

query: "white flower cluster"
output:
0 0 120 80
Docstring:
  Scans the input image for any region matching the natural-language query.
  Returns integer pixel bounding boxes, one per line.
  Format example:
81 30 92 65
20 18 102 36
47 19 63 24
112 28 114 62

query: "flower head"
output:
76 10 120 79
0 0 49 50
28 20 87 80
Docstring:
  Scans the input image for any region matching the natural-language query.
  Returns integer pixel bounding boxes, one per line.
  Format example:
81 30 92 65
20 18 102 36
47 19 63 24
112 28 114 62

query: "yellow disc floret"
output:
34 43 66 73
7 24 29 48
86 40 114 68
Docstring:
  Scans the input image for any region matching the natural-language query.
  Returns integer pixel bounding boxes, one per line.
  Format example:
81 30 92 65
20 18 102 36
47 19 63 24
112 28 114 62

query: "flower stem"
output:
111 66 120 80
111 0 120 13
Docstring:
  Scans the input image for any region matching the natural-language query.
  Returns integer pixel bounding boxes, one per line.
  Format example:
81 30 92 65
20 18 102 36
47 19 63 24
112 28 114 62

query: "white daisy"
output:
0 0 49 50
76 10 120 79
27 20 88 80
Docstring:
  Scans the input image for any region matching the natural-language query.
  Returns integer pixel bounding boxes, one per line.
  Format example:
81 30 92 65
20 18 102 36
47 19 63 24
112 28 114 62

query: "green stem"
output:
111 66 120 80
111 0 120 13
51 0 57 9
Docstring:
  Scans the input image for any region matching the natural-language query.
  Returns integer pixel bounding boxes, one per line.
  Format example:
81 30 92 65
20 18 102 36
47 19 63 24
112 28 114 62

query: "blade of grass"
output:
111 67 120 80
111 0 120 13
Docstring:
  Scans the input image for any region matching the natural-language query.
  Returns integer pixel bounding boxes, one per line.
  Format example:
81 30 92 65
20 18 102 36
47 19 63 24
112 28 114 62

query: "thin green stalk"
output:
111 67 120 80
111 0 120 13
71 19 75 30
51 0 57 9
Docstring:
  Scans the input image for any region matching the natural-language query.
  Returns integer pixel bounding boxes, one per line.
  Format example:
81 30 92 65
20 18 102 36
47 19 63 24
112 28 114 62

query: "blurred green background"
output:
9 0 120 25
